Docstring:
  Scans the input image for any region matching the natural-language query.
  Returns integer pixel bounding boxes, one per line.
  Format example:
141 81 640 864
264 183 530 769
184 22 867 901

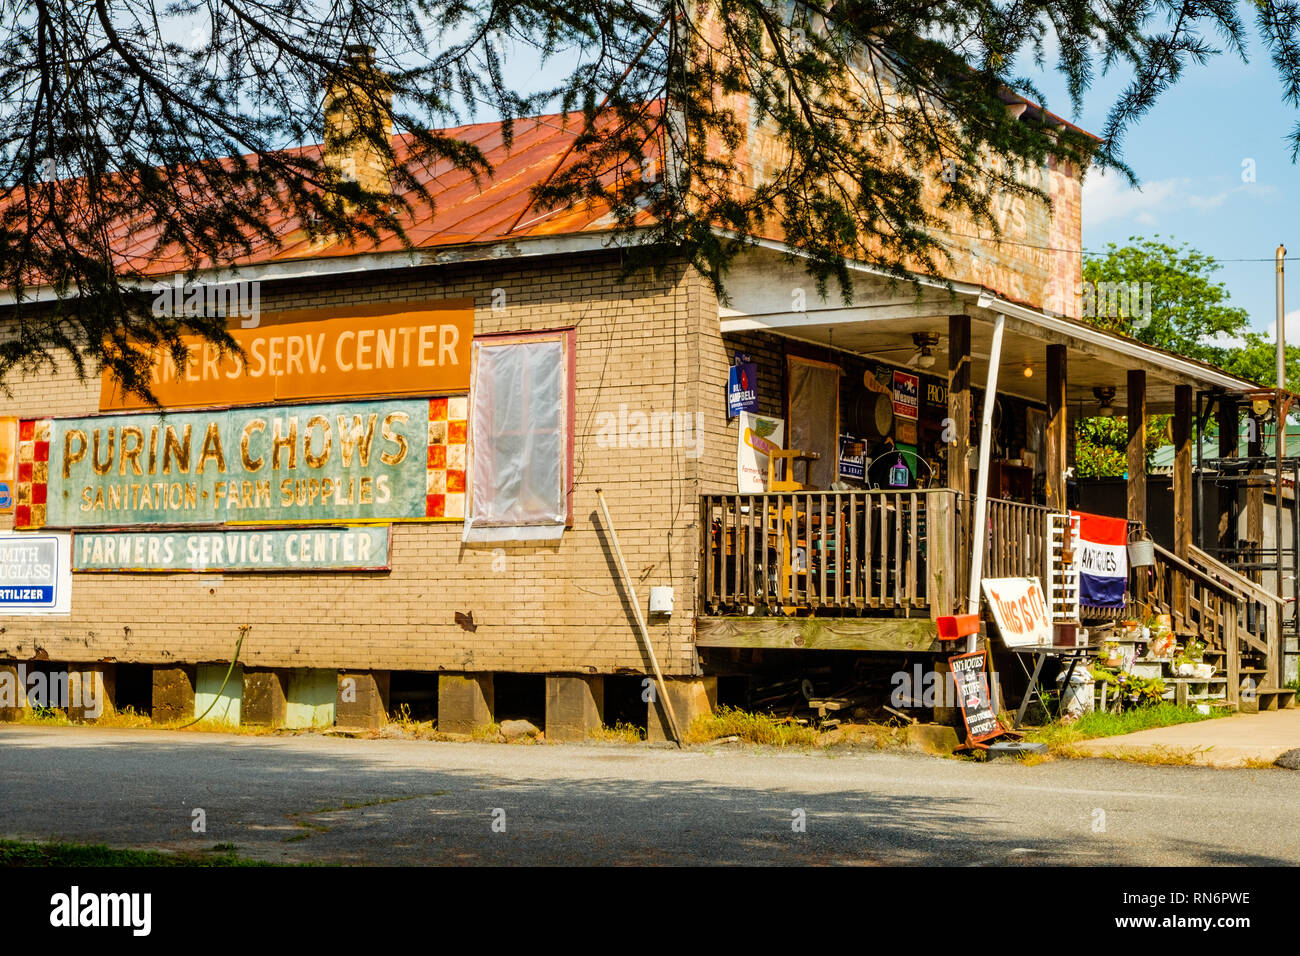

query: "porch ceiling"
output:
755 314 1179 413
717 246 1259 416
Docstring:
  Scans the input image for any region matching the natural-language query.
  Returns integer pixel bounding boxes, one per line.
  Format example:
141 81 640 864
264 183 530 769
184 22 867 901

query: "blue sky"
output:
1018 29 1300 341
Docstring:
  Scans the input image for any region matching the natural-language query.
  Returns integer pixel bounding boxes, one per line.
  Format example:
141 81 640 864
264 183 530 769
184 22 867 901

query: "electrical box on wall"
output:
649 586 674 615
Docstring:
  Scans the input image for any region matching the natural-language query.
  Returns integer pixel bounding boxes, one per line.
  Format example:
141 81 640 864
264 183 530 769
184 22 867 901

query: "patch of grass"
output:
1015 750 1054 767
1025 703 1218 754
14 707 72 726
389 703 434 735
12 705 152 729
327 794 424 812
92 706 154 729
470 722 501 741
1241 756 1281 770
1088 745 1206 767
684 706 818 747
179 719 276 736
817 721 910 750
283 792 431 842
0 839 270 867
587 721 646 743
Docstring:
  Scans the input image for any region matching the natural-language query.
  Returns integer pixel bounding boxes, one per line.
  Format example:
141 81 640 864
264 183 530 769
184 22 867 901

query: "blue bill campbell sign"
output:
727 355 759 418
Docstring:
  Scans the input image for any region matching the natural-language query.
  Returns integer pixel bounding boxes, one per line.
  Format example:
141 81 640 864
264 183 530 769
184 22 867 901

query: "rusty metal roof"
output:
92 107 661 278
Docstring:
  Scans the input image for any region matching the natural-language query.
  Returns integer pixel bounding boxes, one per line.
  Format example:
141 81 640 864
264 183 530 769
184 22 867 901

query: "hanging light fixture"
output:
1094 386 1117 417
1023 363 1034 378
911 332 940 369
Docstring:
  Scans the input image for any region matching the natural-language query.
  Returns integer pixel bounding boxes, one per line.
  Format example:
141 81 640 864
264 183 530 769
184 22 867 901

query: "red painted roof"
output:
102 107 660 277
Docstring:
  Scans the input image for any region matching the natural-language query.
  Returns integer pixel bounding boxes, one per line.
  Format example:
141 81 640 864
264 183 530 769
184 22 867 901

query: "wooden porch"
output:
697 489 1282 702
697 489 1047 650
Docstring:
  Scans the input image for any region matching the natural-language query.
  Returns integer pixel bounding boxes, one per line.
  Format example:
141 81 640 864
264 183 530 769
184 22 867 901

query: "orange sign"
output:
100 299 474 410
0 417 15 514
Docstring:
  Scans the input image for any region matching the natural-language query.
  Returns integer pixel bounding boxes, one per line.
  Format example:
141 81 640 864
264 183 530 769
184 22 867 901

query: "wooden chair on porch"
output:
759 449 821 610
766 449 820 492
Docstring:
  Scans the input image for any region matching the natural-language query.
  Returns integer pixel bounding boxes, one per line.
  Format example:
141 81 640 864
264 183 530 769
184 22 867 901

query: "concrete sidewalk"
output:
1076 708 1300 767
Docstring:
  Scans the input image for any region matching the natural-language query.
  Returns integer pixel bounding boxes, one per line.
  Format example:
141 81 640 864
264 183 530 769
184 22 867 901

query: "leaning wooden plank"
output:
595 488 683 746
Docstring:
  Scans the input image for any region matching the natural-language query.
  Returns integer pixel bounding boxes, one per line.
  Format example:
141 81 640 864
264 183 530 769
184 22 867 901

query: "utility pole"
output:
1277 243 1287 690
1278 244 1287 395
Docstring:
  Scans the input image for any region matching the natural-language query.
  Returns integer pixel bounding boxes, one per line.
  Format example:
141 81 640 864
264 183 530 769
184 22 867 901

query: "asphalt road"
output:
1 725 1297 865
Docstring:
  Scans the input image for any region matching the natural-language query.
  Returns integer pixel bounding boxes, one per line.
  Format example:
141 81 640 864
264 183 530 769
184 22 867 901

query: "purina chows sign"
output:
13 397 469 529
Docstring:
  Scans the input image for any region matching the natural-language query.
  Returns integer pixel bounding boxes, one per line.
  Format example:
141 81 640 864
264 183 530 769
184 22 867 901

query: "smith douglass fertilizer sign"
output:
15 398 446 529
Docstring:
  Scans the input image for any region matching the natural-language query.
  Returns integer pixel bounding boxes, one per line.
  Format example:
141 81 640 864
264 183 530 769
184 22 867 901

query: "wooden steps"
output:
1238 687 1297 714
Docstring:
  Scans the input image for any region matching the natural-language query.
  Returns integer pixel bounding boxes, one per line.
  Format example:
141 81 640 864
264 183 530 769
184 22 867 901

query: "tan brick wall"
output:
0 251 719 676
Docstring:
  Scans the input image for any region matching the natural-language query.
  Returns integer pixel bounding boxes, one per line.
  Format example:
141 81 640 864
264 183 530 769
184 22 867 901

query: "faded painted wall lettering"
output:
74 526 391 571
19 400 434 528
100 300 474 410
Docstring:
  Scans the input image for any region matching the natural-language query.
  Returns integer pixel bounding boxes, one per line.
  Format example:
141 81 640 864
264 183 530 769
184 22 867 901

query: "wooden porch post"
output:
1126 370 1147 525
948 314 971 612
1216 394 1239 556
1045 345 1068 513
934 314 973 728
1247 410 1264 584
1173 384 1193 617
1127 370 1147 603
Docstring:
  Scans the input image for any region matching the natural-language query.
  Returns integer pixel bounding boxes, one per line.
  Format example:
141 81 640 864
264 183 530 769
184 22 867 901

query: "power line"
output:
932 227 1300 264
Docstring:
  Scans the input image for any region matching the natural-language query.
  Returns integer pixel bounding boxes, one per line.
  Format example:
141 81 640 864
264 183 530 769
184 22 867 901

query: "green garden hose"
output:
179 625 249 728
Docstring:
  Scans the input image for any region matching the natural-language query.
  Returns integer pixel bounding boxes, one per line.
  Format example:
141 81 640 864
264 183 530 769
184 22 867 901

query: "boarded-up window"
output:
786 356 840 489
464 331 574 541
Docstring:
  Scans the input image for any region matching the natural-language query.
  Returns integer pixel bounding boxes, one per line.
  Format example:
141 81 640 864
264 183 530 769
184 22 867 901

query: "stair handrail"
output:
1149 542 1239 601
1181 543 1275 682
1187 544 1283 608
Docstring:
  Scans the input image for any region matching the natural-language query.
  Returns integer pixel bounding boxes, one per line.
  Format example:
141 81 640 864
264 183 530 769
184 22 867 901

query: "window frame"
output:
466 327 576 531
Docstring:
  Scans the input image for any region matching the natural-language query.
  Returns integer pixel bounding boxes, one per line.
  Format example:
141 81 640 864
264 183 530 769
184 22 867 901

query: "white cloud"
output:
1186 192 1229 210
1265 308 1300 345
1083 170 1186 227
1204 330 1251 350
1083 170 1272 229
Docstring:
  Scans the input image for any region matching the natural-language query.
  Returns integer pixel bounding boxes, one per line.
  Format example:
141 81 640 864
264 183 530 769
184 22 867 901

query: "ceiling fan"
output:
869 332 992 370
909 332 940 368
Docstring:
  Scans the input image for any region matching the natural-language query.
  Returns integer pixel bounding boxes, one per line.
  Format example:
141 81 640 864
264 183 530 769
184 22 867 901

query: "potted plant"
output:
1101 641 1124 668
1173 640 1214 679
1149 618 1176 659
1138 675 1167 704
1118 673 1166 706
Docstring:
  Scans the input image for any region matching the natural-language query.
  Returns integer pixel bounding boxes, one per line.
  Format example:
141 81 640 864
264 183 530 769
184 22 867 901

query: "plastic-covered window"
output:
787 356 840 489
462 334 571 541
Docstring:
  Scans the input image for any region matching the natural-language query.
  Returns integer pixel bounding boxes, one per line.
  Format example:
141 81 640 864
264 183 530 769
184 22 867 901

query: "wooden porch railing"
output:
982 498 1050 585
700 490 960 617
1188 544 1281 694
1144 541 1278 704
